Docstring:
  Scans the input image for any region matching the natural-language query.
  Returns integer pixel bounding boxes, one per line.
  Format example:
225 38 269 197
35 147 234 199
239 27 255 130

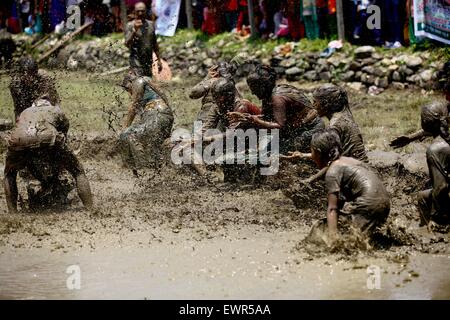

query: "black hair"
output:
217 61 236 80
16 56 38 75
311 129 342 163
246 64 277 89
421 101 450 145
211 78 236 100
313 84 349 114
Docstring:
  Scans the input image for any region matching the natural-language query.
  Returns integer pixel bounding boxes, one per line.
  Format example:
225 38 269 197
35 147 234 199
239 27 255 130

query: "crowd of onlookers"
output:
0 0 430 48
192 0 418 48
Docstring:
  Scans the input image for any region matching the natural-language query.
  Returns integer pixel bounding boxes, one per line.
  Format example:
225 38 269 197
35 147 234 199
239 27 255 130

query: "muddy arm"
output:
74 173 93 211
123 79 145 128
327 193 339 238
301 166 328 184
390 129 429 149
4 169 18 214
124 22 138 48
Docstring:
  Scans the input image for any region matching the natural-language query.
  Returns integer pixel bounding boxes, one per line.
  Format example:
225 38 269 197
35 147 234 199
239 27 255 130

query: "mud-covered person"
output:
189 62 241 125
286 84 368 162
310 129 390 243
243 65 324 154
187 78 261 181
119 72 174 175
390 60 450 149
417 101 450 229
124 2 162 77
3 96 93 214
9 56 60 121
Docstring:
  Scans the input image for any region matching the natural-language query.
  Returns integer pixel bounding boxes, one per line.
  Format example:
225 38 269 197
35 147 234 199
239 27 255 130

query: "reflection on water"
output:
1 238 449 299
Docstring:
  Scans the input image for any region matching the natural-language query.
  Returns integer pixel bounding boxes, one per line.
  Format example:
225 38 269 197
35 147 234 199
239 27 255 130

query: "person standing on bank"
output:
125 2 162 77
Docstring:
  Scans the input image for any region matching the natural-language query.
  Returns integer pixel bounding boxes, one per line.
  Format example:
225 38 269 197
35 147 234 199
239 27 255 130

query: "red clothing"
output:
226 0 239 11
237 99 261 115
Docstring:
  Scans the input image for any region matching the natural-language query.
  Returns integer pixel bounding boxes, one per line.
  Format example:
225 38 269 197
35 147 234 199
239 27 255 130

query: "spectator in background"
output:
110 0 123 32
301 0 319 40
287 0 302 40
202 0 223 35
352 0 382 45
20 0 33 30
236 0 249 33
225 0 239 31
381 0 404 48
273 1 289 38
192 0 205 29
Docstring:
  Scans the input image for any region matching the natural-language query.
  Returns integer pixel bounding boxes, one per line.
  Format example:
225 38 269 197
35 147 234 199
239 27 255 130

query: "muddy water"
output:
1 228 449 299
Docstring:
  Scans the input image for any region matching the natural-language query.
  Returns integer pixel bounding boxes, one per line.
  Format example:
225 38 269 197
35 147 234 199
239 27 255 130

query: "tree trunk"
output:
247 0 257 38
336 0 345 40
185 0 193 29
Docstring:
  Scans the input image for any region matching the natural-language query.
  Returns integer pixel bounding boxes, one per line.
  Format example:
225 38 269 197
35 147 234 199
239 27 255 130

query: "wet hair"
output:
211 78 236 101
313 84 349 114
311 129 342 163
421 101 450 145
246 64 277 89
217 61 236 80
16 56 38 75
120 72 138 90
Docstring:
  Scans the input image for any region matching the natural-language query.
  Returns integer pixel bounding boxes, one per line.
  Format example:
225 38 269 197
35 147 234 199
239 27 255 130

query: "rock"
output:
346 82 364 92
406 56 423 69
371 52 383 60
361 73 375 84
354 46 376 59
304 70 318 81
399 65 414 76
391 82 406 90
375 77 389 88
400 153 427 175
0 118 13 131
319 71 332 81
66 57 79 70
188 65 198 74
368 85 384 95
185 40 195 48
381 58 392 66
349 61 362 70
203 58 214 68
419 69 433 82
392 71 402 82
368 150 400 168
373 67 388 77
285 66 303 76
207 48 221 59
360 57 377 66
361 66 374 74
388 64 399 71
280 58 296 68
340 70 355 81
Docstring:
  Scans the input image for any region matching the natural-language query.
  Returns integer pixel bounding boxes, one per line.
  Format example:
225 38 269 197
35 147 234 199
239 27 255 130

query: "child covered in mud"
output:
390 61 450 149
119 71 174 175
417 101 450 229
189 62 241 128
282 84 367 185
310 129 390 242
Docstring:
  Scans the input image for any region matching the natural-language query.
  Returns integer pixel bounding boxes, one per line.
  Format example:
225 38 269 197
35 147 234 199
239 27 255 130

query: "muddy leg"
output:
4 169 19 214
417 189 432 226
59 146 93 211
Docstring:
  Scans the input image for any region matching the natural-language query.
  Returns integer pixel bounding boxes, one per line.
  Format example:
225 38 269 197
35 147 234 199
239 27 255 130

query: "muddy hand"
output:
280 151 304 161
390 135 411 149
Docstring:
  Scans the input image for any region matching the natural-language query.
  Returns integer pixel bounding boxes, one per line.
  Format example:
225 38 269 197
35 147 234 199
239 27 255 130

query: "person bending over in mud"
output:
310 129 390 242
242 65 324 154
390 61 450 149
9 56 60 121
189 62 241 125
119 72 174 175
184 78 261 181
417 101 450 229
285 84 368 162
3 96 93 214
